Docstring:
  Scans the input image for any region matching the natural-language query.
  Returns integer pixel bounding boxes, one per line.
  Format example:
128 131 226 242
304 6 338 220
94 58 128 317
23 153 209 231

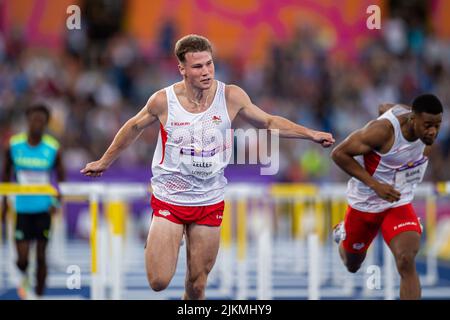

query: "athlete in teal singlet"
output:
1 104 65 299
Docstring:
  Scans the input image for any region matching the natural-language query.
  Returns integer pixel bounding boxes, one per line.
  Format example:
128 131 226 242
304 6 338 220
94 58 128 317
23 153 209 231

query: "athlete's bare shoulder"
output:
361 118 395 152
172 81 185 95
224 84 252 109
378 103 410 116
146 89 168 117
224 84 250 120
365 118 394 135
396 103 411 110
224 84 246 100
332 118 394 157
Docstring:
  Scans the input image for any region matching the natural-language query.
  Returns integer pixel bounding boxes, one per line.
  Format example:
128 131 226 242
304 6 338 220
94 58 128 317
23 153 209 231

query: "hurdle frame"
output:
0 181 447 300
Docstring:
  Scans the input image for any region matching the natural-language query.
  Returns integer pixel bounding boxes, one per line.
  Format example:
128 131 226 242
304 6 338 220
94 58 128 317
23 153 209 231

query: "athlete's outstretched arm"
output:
80 91 164 177
227 85 335 147
331 120 401 203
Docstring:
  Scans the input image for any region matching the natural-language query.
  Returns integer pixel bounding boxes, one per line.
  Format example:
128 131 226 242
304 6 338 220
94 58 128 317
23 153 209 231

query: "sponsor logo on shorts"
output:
393 221 417 230
15 230 24 241
216 215 222 220
158 210 171 217
352 243 365 250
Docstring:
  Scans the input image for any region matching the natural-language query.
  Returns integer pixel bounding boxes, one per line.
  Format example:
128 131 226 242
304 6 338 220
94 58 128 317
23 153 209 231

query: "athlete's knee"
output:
186 273 207 298
345 262 362 274
147 273 171 292
340 247 364 273
188 282 206 299
148 278 170 292
16 259 28 272
395 251 417 275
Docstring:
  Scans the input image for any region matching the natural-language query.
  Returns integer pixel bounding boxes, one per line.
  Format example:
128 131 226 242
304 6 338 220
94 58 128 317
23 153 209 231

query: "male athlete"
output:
2 104 65 299
331 94 443 299
81 34 335 299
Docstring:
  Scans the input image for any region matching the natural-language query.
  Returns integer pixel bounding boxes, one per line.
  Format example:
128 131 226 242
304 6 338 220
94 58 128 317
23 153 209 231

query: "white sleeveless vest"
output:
151 81 233 206
347 105 428 213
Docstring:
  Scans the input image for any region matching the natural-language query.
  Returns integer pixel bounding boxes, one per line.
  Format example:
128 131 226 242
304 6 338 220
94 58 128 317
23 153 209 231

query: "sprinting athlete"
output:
81 34 335 299
331 94 443 299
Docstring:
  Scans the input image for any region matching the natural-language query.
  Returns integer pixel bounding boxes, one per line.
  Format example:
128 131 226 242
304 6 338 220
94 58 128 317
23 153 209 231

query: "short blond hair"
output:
174 34 212 63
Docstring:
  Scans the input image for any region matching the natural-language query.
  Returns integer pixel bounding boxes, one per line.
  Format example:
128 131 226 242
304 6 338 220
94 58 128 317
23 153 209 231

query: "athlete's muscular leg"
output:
389 231 421 300
183 223 220 300
339 242 366 273
35 240 48 296
16 240 30 273
145 216 184 291
337 206 382 273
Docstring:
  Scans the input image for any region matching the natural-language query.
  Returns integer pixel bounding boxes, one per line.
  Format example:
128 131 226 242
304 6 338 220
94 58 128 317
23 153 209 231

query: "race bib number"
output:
394 157 428 189
175 127 233 180
16 170 50 185
179 146 224 179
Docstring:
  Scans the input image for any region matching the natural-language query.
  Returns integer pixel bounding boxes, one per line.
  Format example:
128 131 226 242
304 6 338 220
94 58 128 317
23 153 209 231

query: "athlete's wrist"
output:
306 129 317 141
98 156 113 169
366 180 380 190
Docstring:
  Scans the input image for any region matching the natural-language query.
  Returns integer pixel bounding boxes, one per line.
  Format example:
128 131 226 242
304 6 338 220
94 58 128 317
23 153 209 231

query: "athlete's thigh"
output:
185 223 221 277
145 216 184 279
342 206 383 254
15 214 32 241
381 204 422 249
34 212 51 241
388 230 421 259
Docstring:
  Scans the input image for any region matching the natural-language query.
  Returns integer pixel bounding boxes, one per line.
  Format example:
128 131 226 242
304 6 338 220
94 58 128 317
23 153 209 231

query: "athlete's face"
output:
411 112 442 145
27 111 48 137
179 51 215 90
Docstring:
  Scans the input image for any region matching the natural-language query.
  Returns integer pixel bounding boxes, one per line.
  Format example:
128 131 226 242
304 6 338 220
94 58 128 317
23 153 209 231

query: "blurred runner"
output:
1 103 65 299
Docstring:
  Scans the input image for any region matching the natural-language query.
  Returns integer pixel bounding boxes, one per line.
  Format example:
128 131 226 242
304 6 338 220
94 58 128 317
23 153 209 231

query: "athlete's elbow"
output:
265 116 275 130
331 146 348 166
126 117 140 132
330 146 341 163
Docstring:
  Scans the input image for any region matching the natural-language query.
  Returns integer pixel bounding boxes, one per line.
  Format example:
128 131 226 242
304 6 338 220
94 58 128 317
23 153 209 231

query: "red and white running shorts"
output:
342 203 422 254
150 195 225 226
